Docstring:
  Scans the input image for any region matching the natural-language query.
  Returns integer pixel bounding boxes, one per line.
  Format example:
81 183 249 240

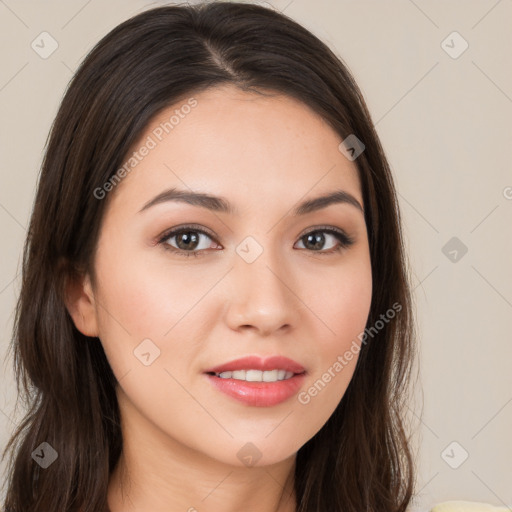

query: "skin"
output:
66 84 372 512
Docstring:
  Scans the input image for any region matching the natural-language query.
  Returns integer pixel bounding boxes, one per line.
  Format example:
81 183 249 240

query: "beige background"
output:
1 0 511 510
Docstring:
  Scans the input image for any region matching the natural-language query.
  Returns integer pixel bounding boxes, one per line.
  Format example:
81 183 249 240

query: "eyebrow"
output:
138 187 364 216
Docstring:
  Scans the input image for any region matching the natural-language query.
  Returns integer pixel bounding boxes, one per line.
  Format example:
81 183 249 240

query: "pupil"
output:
306 232 324 250
177 231 199 250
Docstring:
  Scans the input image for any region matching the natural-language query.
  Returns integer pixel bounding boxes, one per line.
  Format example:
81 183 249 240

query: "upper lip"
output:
204 355 306 375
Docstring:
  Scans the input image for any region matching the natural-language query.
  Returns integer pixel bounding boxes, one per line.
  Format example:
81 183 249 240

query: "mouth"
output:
203 355 307 407
205 368 300 382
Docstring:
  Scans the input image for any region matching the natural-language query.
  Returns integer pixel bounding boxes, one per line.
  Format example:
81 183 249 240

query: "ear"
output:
64 269 99 338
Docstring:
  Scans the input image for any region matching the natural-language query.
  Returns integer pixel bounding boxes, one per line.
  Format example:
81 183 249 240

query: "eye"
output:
295 226 355 255
157 224 355 257
158 224 220 258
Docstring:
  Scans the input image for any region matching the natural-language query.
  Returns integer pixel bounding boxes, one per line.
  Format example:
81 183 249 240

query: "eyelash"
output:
156 224 355 258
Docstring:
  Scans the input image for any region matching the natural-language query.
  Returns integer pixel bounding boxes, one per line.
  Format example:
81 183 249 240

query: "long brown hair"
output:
1 2 417 511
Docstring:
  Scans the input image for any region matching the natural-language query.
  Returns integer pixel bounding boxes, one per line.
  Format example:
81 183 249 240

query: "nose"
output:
223 250 303 336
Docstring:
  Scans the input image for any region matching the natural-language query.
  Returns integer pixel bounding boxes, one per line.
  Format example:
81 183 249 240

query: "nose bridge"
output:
225 237 301 334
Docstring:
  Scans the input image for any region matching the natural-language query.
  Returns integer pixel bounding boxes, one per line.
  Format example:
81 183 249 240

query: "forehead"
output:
107 85 364 216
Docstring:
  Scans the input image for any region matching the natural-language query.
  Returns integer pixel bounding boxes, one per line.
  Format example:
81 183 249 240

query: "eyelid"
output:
296 224 352 241
158 223 217 241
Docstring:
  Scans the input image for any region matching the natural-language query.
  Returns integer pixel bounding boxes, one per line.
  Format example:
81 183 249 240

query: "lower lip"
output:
205 373 306 407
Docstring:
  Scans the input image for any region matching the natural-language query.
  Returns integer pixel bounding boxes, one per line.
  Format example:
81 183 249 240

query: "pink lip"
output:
205 373 306 407
204 355 306 407
204 355 305 374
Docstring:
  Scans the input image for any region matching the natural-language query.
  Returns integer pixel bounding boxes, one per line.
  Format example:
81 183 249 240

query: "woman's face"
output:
77 85 372 467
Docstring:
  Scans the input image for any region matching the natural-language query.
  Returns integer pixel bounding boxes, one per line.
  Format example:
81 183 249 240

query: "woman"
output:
1 2 417 511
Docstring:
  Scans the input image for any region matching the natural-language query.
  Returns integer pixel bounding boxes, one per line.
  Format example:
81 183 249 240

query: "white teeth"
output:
262 369 278 382
216 369 294 382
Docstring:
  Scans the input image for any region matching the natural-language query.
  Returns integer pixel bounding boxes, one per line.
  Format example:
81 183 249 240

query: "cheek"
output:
327 268 372 376
92 246 217 379
295 256 372 418
91 253 209 428
306 253 373 350
327 268 373 349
